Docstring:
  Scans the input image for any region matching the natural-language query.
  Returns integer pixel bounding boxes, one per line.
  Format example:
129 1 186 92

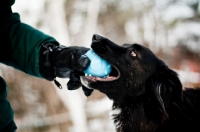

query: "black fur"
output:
81 34 200 132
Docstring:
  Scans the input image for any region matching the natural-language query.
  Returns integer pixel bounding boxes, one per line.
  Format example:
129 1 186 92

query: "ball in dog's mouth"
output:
80 65 120 89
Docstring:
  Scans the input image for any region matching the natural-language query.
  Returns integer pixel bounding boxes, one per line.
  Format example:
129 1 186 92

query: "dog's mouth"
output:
80 34 121 89
83 65 120 82
80 62 120 90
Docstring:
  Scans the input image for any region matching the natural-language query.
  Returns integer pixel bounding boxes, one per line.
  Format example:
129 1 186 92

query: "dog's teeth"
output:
85 73 88 76
103 75 109 78
89 74 92 76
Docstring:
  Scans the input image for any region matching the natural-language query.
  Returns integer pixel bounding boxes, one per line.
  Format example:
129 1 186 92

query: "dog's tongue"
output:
84 76 117 82
83 50 112 78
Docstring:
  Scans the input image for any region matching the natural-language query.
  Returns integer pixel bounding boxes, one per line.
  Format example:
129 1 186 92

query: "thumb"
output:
76 55 90 71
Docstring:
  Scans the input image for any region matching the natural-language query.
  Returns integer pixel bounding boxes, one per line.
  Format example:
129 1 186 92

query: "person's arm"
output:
0 1 93 95
0 0 59 77
1 12 60 77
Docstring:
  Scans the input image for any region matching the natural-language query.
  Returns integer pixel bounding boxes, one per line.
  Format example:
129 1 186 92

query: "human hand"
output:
52 45 90 78
40 43 93 96
52 46 94 96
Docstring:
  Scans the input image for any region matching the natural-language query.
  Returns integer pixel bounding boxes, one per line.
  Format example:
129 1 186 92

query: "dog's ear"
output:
147 65 183 120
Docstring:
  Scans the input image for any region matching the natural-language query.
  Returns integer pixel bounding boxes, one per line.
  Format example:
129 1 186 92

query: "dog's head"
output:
81 34 182 105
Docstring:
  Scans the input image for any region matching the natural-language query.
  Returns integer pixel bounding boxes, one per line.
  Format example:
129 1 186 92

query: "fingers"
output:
67 71 94 96
67 79 81 90
67 79 94 97
67 71 82 90
55 68 71 78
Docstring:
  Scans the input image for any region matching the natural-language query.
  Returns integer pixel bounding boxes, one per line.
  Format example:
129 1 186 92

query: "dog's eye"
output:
130 50 136 57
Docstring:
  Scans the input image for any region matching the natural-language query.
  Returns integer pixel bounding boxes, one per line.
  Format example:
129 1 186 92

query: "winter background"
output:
0 0 200 132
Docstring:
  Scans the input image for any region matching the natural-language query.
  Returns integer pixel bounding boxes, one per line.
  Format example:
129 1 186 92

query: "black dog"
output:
81 34 200 132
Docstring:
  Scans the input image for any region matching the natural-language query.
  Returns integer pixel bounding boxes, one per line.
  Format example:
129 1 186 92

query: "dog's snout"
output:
92 34 101 42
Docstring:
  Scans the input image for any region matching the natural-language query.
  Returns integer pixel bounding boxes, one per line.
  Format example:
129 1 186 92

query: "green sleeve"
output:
0 13 59 78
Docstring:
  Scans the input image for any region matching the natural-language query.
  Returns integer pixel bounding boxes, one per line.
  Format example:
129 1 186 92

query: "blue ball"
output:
84 50 112 78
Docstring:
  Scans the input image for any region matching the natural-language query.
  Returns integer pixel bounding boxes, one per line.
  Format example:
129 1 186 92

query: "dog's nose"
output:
92 34 101 42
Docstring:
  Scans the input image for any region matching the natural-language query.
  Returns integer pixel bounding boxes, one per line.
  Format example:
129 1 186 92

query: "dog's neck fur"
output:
111 66 198 132
112 93 165 132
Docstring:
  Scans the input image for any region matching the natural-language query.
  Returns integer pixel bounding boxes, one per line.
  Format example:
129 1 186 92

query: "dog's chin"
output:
80 65 120 89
